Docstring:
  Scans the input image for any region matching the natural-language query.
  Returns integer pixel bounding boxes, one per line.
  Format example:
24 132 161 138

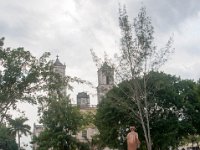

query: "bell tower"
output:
53 55 66 77
53 55 66 95
97 62 114 104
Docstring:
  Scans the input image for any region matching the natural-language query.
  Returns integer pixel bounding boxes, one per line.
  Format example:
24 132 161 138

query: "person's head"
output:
130 126 136 131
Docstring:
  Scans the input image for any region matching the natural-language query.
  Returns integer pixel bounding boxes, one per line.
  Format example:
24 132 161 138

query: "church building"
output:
32 56 114 150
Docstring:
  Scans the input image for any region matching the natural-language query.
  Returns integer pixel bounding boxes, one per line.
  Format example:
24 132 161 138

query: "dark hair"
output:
130 126 136 130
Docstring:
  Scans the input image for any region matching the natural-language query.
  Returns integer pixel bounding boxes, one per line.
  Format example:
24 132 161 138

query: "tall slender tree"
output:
113 6 173 150
9 117 31 150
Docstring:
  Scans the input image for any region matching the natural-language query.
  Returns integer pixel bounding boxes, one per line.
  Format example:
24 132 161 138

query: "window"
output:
82 130 87 138
106 76 110 84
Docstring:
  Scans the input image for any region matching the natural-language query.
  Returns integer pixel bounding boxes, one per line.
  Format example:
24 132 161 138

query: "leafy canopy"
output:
0 37 51 123
95 71 200 150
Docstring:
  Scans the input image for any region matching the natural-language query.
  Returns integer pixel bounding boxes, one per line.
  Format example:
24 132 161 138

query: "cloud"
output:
1 0 200 94
1 0 200 148
144 0 200 33
164 11 200 79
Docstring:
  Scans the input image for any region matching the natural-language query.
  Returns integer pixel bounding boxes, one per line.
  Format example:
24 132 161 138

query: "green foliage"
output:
0 37 93 149
34 94 85 150
95 71 200 149
9 117 31 137
0 37 51 123
0 124 18 150
95 81 140 149
8 116 31 149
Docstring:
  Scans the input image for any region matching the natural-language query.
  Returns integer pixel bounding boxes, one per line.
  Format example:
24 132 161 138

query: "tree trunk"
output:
18 131 20 150
133 78 152 150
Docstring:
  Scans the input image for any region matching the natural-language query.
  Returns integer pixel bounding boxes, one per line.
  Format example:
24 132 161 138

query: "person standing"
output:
127 126 140 150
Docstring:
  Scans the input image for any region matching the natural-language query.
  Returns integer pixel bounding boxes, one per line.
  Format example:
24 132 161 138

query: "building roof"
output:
101 62 112 70
54 55 64 66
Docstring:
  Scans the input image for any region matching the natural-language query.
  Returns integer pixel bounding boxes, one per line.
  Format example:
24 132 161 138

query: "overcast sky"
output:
1 0 200 149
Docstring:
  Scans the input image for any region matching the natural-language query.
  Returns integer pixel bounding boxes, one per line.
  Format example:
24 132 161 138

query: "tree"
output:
9 117 31 150
116 6 174 150
33 61 91 150
0 124 18 150
95 71 200 149
34 95 84 150
0 37 51 123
